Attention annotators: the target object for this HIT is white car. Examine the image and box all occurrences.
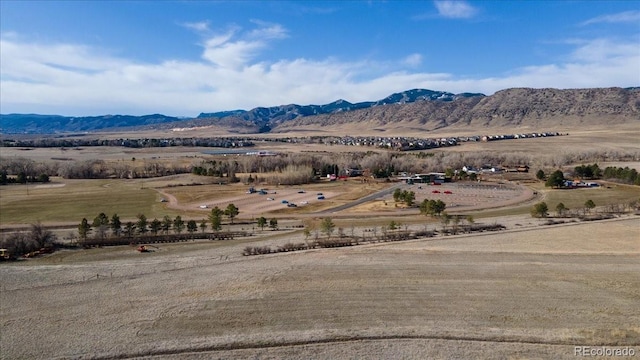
[267,197,274,201]
[199,205,208,209]
[300,201,308,205]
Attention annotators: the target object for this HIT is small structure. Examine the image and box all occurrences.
[0,248,10,260]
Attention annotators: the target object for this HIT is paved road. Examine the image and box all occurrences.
[316,182,406,214]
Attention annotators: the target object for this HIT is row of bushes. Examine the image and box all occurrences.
[242,224,506,257]
[81,231,250,248]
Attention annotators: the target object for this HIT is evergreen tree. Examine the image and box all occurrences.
[224,203,239,224]
[187,220,198,234]
[209,207,224,231]
[269,218,278,230]
[199,219,208,233]
[78,218,91,242]
[531,202,549,218]
[149,218,162,235]
[320,217,335,239]
[136,214,148,235]
[257,216,267,231]
[545,170,565,188]
[110,213,122,237]
[124,222,135,238]
[555,203,567,216]
[161,215,172,234]
[173,216,185,234]
[584,199,596,213]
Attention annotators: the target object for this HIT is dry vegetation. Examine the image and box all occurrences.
[1,218,638,359]
[1,122,640,359]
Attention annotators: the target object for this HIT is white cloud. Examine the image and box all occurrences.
[247,20,288,39]
[199,22,287,68]
[202,38,264,68]
[1,29,638,116]
[181,21,210,32]
[434,1,478,19]
[570,38,639,62]
[402,53,423,67]
[581,10,640,26]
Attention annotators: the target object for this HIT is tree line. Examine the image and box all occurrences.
[77,204,241,242]
[601,166,640,185]
[539,164,640,187]
[531,198,640,218]
[0,157,191,181]
[1,171,49,185]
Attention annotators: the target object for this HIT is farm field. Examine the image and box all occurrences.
[1,217,638,359]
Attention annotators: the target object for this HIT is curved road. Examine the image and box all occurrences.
[316,182,406,214]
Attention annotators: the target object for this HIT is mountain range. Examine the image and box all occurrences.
[1,87,638,134]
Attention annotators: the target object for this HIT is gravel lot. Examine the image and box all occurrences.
[1,217,638,359]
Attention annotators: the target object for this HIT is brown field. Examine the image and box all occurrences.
[1,217,638,359]
[1,124,640,359]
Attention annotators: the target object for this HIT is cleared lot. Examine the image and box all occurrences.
[1,218,638,359]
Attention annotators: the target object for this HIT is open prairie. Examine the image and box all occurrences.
[2,123,640,359]
[1,217,638,359]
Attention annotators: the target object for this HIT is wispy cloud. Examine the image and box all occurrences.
[247,20,289,39]
[199,22,286,69]
[434,1,478,19]
[581,10,640,26]
[402,54,423,67]
[181,21,210,33]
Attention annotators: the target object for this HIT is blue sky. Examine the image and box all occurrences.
[1,1,639,116]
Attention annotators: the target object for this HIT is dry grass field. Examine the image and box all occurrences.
[2,123,640,359]
[1,217,638,359]
[0,177,185,226]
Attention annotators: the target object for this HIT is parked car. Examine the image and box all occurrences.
[432,190,440,194]
[317,192,323,195]
[287,203,298,207]
[317,195,325,200]
[281,200,288,204]
[298,190,305,193]
[444,190,453,194]
[267,197,274,201]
